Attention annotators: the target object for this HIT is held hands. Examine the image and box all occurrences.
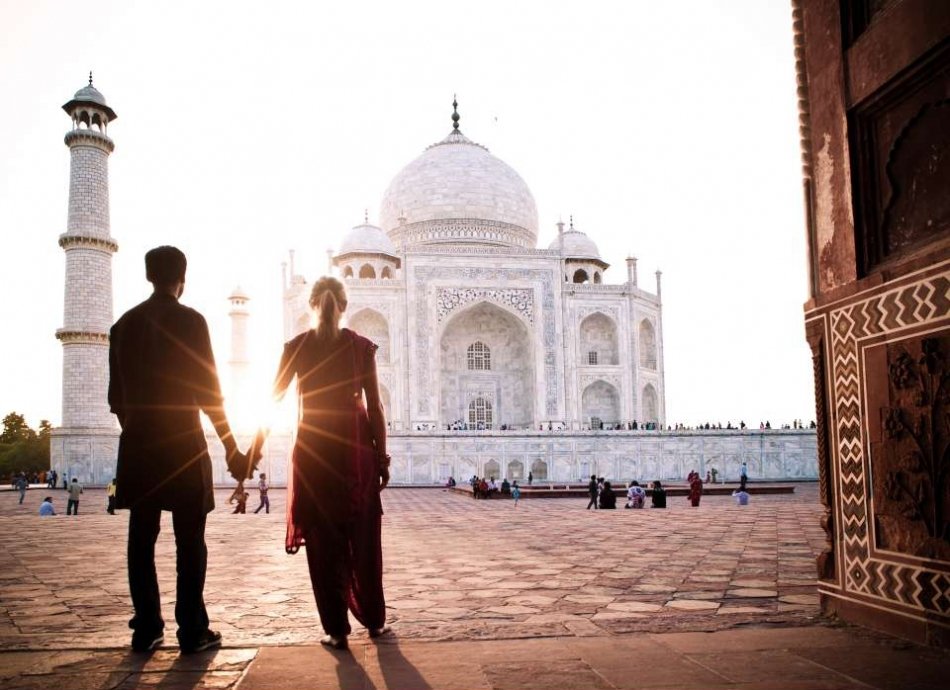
[226,428,267,482]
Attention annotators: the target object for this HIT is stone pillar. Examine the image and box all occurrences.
[228,287,250,392]
[51,76,120,485]
[626,256,638,286]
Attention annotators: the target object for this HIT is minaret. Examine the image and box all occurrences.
[228,286,251,393]
[626,256,638,286]
[51,74,120,484]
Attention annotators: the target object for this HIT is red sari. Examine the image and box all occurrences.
[275,328,386,636]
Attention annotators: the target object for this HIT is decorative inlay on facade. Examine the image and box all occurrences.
[436,287,534,324]
[63,129,114,153]
[576,305,620,323]
[579,373,622,389]
[822,268,950,615]
[58,234,118,253]
[390,219,535,250]
[55,330,110,344]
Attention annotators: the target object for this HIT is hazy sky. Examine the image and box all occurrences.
[0,0,813,429]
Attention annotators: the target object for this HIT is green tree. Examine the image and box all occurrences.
[0,413,50,477]
[1,412,35,444]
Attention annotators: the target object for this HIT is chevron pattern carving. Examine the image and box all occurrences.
[827,268,950,613]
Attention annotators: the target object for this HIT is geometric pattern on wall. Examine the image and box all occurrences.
[825,266,950,618]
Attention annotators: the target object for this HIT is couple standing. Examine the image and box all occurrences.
[108,247,389,654]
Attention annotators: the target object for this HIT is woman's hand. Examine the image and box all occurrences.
[380,466,390,491]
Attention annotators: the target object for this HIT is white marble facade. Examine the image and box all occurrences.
[284,114,667,434]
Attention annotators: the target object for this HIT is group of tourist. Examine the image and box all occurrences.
[587,475,668,509]
[468,475,522,503]
[227,473,270,514]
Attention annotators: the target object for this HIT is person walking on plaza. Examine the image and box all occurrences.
[15,473,28,504]
[740,461,748,487]
[109,246,249,654]
[229,486,249,514]
[687,471,703,507]
[39,496,56,516]
[511,481,521,506]
[106,478,117,514]
[268,276,390,650]
[586,474,598,509]
[253,472,270,514]
[66,477,83,514]
[528,471,533,486]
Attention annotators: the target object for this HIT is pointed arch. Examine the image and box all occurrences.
[343,265,354,278]
[639,318,657,369]
[582,379,620,428]
[642,383,658,423]
[359,264,376,279]
[348,308,390,363]
[572,268,590,284]
[579,312,619,365]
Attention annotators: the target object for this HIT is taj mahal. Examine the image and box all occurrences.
[49,80,817,487]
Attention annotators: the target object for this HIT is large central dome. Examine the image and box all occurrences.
[379,110,538,250]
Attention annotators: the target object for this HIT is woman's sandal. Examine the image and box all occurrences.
[369,625,391,639]
[320,635,348,650]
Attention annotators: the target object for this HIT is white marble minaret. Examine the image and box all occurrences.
[49,75,120,485]
[227,286,251,392]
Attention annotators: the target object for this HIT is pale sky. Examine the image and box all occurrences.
[0,0,813,430]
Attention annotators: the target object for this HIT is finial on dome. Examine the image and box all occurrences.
[452,94,460,132]
[364,208,369,224]
[569,214,574,230]
[88,71,93,86]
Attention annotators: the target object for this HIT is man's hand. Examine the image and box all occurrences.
[379,465,390,491]
[226,448,252,481]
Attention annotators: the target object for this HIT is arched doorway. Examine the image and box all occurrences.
[639,319,657,369]
[440,302,535,429]
[642,383,658,424]
[531,459,548,481]
[582,380,620,428]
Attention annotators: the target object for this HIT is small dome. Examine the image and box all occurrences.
[338,223,398,256]
[228,285,250,301]
[72,84,108,107]
[549,226,601,260]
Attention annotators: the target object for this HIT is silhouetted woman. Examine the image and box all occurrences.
[273,276,390,649]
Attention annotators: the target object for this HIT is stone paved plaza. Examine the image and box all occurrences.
[1,485,947,689]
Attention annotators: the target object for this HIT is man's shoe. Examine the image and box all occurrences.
[179,629,222,654]
[369,625,391,639]
[131,631,164,653]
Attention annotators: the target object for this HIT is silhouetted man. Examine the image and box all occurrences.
[109,246,249,654]
[586,474,598,509]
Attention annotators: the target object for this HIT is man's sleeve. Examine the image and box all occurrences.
[107,324,124,422]
[191,313,225,416]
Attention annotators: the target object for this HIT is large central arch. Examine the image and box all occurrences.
[439,301,535,429]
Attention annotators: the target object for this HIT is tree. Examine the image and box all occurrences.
[1,412,35,444]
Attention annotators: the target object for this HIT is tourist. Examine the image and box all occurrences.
[471,475,478,499]
[501,477,511,495]
[268,276,389,650]
[48,469,57,489]
[66,478,83,515]
[511,481,521,506]
[15,473,28,505]
[740,462,748,489]
[586,474,598,510]
[38,497,55,516]
[651,480,667,508]
[479,477,490,498]
[687,471,703,507]
[732,488,751,506]
[253,473,270,514]
[625,480,645,509]
[528,471,533,486]
[599,481,617,509]
[229,486,249,514]
[109,246,249,654]
[106,478,117,514]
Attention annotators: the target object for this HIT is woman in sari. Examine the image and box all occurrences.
[272,276,390,650]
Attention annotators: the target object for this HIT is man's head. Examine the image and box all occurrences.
[145,246,187,296]
[71,478,77,483]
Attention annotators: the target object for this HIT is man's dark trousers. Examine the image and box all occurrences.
[128,505,209,645]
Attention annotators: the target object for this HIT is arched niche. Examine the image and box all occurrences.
[440,302,535,429]
[467,341,491,370]
[359,264,376,279]
[484,459,500,480]
[348,308,390,363]
[582,380,620,427]
[343,265,354,279]
[507,460,524,481]
[572,268,590,284]
[530,459,549,481]
[593,271,602,284]
[639,319,657,369]
[468,396,493,429]
[579,312,619,365]
[381,266,393,279]
[642,383,659,423]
